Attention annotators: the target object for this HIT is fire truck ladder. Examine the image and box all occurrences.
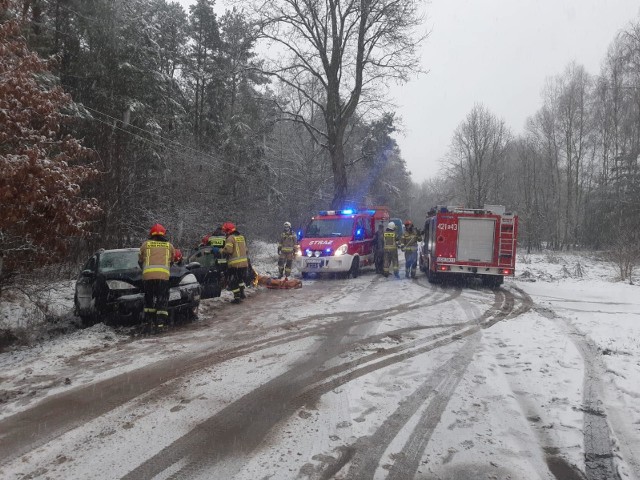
[498,216,515,266]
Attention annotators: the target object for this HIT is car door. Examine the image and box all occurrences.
[76,255,98,310]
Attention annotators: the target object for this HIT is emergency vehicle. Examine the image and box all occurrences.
[420,205,518,287]
[297,207,390,278]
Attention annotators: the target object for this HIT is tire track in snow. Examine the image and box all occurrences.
[555,318,623,480]
[356,335,480,480]
[316,286,532,479]
[123,288,520,479]
[0,281,454,465]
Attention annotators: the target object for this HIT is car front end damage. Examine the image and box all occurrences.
[101,274,201,320]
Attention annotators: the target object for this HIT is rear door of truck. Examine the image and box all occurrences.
[456,216,496,264]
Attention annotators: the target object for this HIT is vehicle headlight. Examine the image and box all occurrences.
[179,273,198,285]
[106,280,137,290]
[334,244,348,256]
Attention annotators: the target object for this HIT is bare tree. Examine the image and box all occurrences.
[446,104,511,208]
[248,0,426,207]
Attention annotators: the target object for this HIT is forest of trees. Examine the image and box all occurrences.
[1,0,640,282]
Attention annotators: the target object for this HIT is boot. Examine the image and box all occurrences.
[240,288,246,299]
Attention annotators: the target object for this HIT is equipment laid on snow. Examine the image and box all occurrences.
[420,205,518,287]
[257,275,302,289]
[296,207,390,278]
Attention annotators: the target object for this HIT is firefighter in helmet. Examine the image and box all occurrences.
[400,220,422,279]
[208,226,228,276]
[173,249,184,266]
[222,221,248,303]
[277,221,298,278]
[383,221,400,278]
[138,223,175,328]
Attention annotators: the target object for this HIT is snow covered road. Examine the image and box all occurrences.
[1,255,639,480]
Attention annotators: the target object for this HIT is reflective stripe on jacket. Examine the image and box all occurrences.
[223,233,248,268]
[383,231,397,251]
[278,232,298,253]
[139,240,174,281]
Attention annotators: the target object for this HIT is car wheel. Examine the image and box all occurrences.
[74,295,94,327]
[80,311,97,327]
[301,272,310,280]
[187,305,199,321]
[349,257,360,278]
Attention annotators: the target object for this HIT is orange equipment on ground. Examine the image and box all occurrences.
[257,275,302,289]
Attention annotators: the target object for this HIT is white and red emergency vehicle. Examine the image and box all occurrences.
[420,205,518,287]
[297,207,390,278]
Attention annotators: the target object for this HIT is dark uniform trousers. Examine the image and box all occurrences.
[143,279,170,323]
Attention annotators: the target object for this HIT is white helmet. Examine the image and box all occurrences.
[284,221,291,229]
[387,221,396,230]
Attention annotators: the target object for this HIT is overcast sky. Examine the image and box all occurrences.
[178,0,640,183]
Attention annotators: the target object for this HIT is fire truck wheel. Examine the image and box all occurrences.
[349,257,360,278]
[426,259,439,284]
[482,275,503,288]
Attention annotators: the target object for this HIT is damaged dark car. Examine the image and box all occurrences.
[74,248,201,326]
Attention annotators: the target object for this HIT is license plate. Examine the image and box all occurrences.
[306,259,322,268]
[169,291,181,302]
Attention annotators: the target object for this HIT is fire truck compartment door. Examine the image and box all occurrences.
[457,218,496,263]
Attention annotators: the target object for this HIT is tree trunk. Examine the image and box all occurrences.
[330,135,348,208]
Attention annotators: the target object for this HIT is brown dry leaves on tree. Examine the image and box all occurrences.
[0,0,100,276]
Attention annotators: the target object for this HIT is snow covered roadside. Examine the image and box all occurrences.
[516,253,640,479]
[419,252,640,479]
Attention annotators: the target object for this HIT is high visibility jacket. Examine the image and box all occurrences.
[401,228,422,251]
[383,230,397,251]
[208,235,228,264]
[223,232,248,268]
[278,231,298,254]
[139,239,175,281]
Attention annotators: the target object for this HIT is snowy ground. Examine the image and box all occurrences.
[0,247,639,479]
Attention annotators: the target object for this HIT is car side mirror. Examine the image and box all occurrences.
[81,269,95,278]
[186,261,201,270]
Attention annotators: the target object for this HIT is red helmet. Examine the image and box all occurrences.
[404,220,413,226]
[222,222,236,234]
[150,223,166,236]
[174,249,183,262]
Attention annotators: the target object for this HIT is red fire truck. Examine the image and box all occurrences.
[297,207,390,278]
[420,205,518,287]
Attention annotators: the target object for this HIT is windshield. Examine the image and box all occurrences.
[305,218,354,238]
[98,251,140,272]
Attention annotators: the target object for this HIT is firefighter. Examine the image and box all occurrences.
[173,249,184,266]
[373,223,385,274]
[277,221,298,278]
[383,221,400,278]
[222,221,248,303]
[138,223,175,328]
[208,226,228,270]
[207,226,228,292]
[401,220,422,279]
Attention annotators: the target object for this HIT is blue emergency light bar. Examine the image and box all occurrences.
[318,209,357,216]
